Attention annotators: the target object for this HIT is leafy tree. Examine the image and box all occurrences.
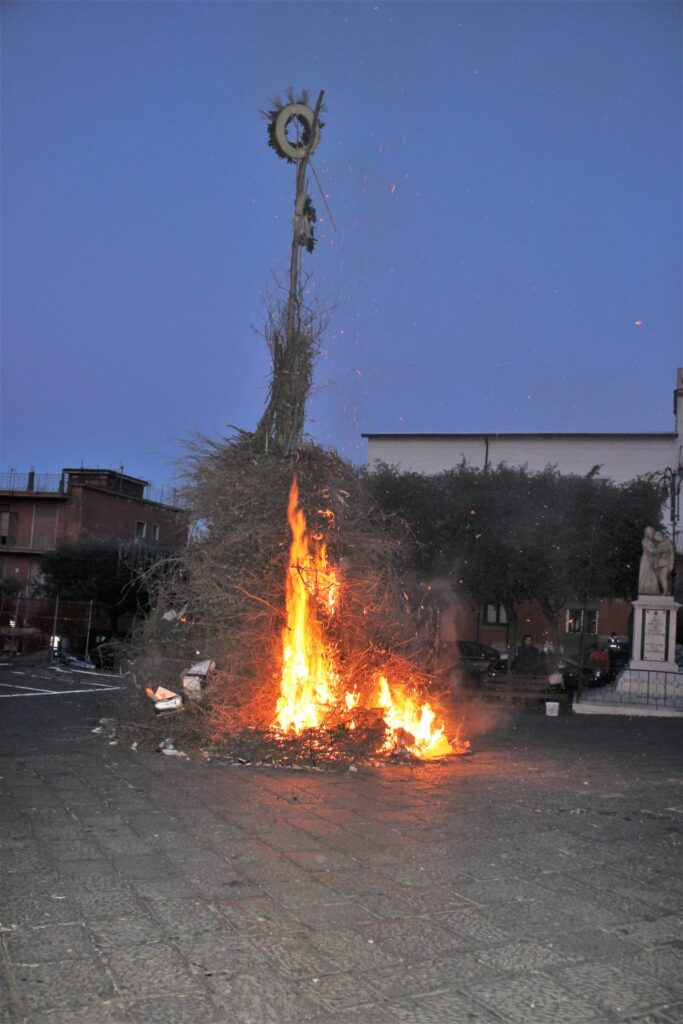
[368,463,663,653]
[0,577,22,599]
[369,463,543,652]
[41,543,156,634]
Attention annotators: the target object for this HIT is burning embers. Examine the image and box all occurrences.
[376,676,454,760]
[273,479,457,760]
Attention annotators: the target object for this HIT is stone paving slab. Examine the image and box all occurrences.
[0,663,682,1023]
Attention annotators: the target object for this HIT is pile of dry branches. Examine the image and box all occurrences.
[131,434,435,748]
[127,95,451,756]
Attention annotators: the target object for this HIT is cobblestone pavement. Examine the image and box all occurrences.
[1,661,682,1024]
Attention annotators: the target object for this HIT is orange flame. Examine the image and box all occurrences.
[376,676,454,759]
[274,480,342,733]
[273,480,456,759]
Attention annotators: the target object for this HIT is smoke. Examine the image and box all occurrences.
[450,696,516,744]
[402,574,518,745]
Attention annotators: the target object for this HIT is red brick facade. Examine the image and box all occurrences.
[0,468,186,585]
[440,596,632,655]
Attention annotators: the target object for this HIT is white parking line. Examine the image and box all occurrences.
[74,678,122,689]
[0,685,122,698]
[0,681,55,694]
[51,667,119,679]
[45,671,124,688]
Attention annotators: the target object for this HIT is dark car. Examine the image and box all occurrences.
[453,641,500,674]
[437,641,500,689]
[53,649,96,671]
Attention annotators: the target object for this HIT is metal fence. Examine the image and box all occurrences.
[575,665,683,712]
[0,472,188,507]
[145,485,185,508]
[0,473,63,493]
[0,595,104,656]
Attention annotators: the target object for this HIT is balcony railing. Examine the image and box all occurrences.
[0,473,64,493]
[145,486,186,508]
[0,472,186,507]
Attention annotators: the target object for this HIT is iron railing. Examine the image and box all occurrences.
[575,666,683,711]
[145,486,186,508]
[0,473,64,493]
[0,473,185,507]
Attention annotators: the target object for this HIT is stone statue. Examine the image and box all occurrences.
[639,527,658,594]
[638,527,674,596]
[653,529,674,595]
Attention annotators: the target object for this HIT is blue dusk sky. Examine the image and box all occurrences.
[2,1,681,491]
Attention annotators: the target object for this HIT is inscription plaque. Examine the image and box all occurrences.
[642,608,668,662]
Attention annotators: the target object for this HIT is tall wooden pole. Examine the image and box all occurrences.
[256,90,325,454]
[285,90,324,347]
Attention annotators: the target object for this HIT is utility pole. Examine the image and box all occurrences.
[49,594,60,664]
[10,587,21,657]
[84,599,94,661]
[576,517,598,701]
[658,467,682,595]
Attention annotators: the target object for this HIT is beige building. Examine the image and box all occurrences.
[365,367,683,548]
[364,367,683,651]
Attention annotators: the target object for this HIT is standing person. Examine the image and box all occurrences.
[588,642,610,677]
[513,634,541,674]
[606,631,627,671]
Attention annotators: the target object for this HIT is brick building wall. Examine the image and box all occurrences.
[0,468,186,585]
[440,596,632,655]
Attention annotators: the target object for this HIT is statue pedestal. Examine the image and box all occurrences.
[575,594,682,716]
[629,595,679,673]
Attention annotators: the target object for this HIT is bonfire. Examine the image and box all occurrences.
[134,93,468,765]
[271,478,459,761]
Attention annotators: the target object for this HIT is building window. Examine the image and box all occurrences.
[151,524,159,542]
[483,603,508,626]
[135,521,146,540]
[565,607,598,635]
[0,511,13,546]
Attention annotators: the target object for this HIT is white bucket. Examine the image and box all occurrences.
[545,700,560,717]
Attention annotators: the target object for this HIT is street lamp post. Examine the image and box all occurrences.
[576,515,599,702]
[657,467,682,595]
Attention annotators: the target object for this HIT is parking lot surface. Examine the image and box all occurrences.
[1,659,682,1023]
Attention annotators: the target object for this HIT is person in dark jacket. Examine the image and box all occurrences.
[513,634,541,674]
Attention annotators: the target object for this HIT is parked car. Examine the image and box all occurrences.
[550,655,604,690]
[453,641,500,675]
[53,649,96,671]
